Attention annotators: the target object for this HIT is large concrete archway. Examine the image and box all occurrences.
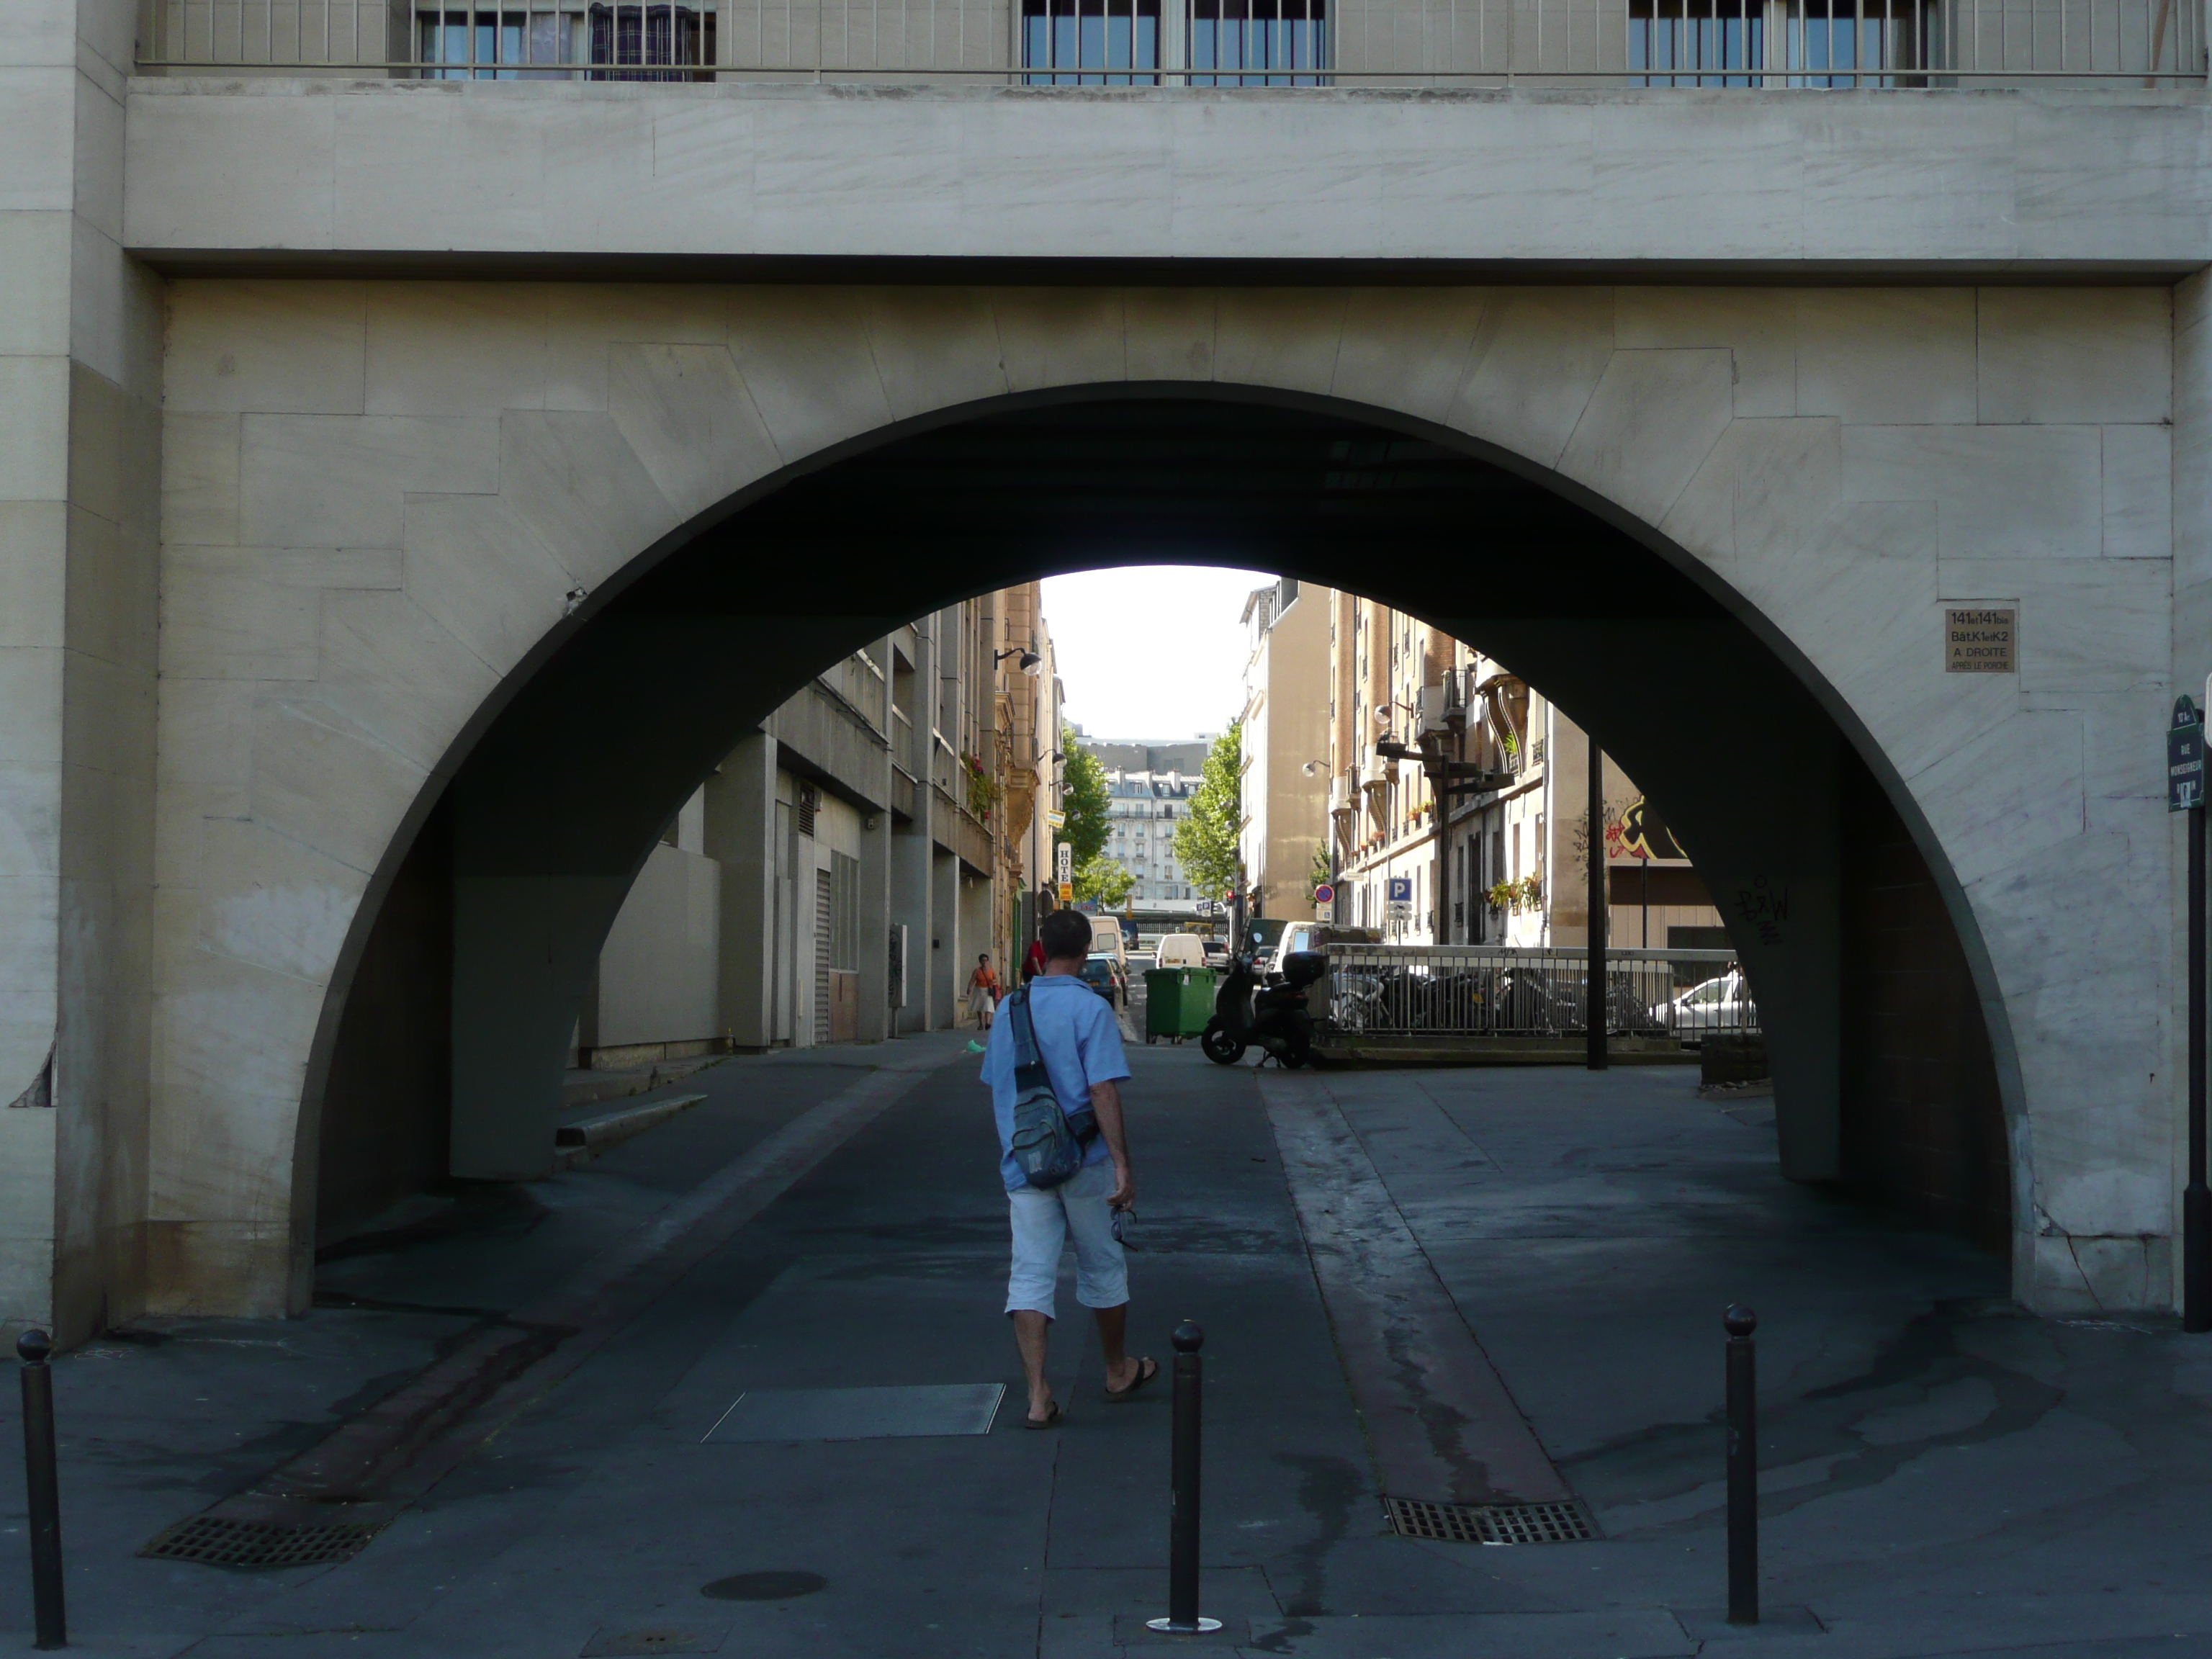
[150,282,2174,1319]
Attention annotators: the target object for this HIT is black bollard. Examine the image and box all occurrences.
[18,1330,65,1650]
[1724,1305,1758,1628]
[1146,1322,1221,1637]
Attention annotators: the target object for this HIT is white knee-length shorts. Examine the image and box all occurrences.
[1005,1159,1128,1320]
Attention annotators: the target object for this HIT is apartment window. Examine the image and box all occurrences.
[1023,0,1161,82]
[1189,0,1329,83]
[1628,0,1923,85]
[420,3,711,76]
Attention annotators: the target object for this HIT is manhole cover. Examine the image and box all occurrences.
[1383,1496,1599,1545]
[701,1570,827,1601]
[140,1514,385,1568]
[702,1383,1003,1442]
[580,1626,725,1655]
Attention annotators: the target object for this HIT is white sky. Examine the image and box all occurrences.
[1042,564,1278,743]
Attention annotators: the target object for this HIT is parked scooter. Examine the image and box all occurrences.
[1202,948,1326,1068]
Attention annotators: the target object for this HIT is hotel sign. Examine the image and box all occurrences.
[1945,607,2016,674]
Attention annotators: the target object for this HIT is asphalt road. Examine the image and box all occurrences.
[6,1042,2208,1658]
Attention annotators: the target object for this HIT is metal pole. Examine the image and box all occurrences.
[1725,1305,1758,1627]
[1147,1322,1221,1637]
[19,1330,66,1650]
[2188,802,2209,1332]
[1587,735,1608,1070]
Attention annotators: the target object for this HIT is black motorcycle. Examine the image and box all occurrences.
[1201,949,1326,1068]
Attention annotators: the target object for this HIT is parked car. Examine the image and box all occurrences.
[1156,935,1208,971]
[1201,940,1230,970]
[1264,920,1326,978]
[1083,912,1127,967]
[1079,953,1129,1007]
[1653,968,1755,1035]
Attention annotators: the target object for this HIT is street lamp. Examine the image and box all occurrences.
[994,647,1043,676]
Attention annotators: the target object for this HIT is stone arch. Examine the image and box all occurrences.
[151,281,2173,1316]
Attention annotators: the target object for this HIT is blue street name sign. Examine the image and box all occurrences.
[2171,696,2204,813]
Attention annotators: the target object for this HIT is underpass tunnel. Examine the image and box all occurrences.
[305,390,2012,1308]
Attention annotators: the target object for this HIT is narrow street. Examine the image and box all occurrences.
[9,1042,2211,1658]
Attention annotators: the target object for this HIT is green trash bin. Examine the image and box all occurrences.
[1144,967,1218,1043]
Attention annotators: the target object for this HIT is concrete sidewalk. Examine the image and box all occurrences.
[0,1048,2208,1657]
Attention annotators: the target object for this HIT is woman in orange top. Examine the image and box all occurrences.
[966,953,1001,1029]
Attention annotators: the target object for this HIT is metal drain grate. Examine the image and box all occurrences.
[1384,1496,1600,1546]
[140,1514,385,1568]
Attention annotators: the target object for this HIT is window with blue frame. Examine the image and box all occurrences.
[417,4,711,77]
[1190,0,1328,84]
[1022,0,1161,84]
[1627,0,1930,85]
[1626,0,1763,84]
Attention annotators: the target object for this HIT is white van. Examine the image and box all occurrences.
[1266,920,1326,978]
[1084,912,1126,967]
[1155,934,1207,971]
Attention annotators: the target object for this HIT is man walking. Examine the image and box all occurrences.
[981,908,1156,1427]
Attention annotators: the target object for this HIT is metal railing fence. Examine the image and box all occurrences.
[1323,943,1758,1039]
[139,0,2203,78]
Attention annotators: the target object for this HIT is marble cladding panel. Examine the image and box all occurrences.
[1331,288,1490,428]
[166,281,367,416]
[1213,289,1352,400]
[1977,288,2172,426]
[146,279,2177,1311]
[0,500,67,652]
[124,86,2212,270]
[399,493,580,675]
[1557,347,1735,531]
[0,212,72,358]
[726,287,898,460]
[991,288,1130,395]
[858,287,1012,423]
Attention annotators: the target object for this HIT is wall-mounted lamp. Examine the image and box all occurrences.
[994,647,1044,676]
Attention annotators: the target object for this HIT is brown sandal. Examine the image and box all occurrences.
[1105,1357,1159,1401]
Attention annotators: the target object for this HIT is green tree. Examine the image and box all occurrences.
[1057,727,1111,868]
[1074,856,1136,909]
[1308,841,1332,895]
[1174,722,1246,902]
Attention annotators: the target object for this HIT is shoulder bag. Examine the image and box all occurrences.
[1006,984,1099,1190]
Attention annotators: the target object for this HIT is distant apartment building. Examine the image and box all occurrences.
[1321,595,1722,952]
[1103,769,1200,912]
[1238,579,1332,922]
[568,586,1059,1075]
[1075,729,1218,916]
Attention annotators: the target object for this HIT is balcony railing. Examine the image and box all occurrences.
[139,0,2203,78]
[1323,942,1756,1038]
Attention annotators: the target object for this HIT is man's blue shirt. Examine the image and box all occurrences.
[981,974,1130,1194]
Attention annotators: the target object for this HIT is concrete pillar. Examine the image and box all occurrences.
[0,0,163,1334]
[858,806,894,1043]
[933,849,963,1028]
[893,818,932,1034]
[706,732,778,1051]
[449,873,628,1179]
[891,619,938,1034]
[1474,617,1843,1184]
